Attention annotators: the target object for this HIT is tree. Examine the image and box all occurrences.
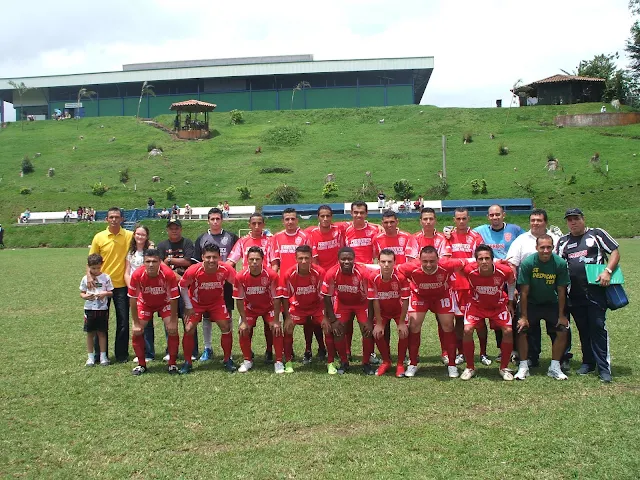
[136,81,156,119]
[76,87,96,129]
[8,81,32,130]
[562,53,634,103]
[291,81,310,110]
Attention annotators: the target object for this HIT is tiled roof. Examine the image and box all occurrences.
[531,74,605,84]
[169,100,217,111]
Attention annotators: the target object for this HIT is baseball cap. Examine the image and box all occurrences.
[166,219,182,227]
[564,208,584,218]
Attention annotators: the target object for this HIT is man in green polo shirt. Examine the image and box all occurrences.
[514,234,570,380]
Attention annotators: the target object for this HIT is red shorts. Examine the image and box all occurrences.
[334,306,369,324]
[410,293,455,315]
[137,300,172,322]
[289,309,324,326]
[464,305,512,329]
[453,290,470,315]
[188,303,230,324]
[378,314,408,326]
[244,309,275,327]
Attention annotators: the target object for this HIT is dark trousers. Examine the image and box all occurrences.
[526,319,573,364]
[94,287,130,362]
[569,304,610,374]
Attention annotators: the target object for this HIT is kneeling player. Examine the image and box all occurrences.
[458,245,516,381]
[368,249,410,377]
[233,247,284,374]
[179,244,237,374]
[279,245,331,373]
[321,247,374,375]
[128,249,180,375]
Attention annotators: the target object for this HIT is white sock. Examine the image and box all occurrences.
[550,360,561,370]
[519,360,528,370]
[203,320,213,349]
[88,352,94,361]
[100,352,108,362]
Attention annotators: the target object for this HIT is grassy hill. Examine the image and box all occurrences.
[1,103,639,241]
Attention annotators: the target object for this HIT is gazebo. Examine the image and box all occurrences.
[169,99,217,139]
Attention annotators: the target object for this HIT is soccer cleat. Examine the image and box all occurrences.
[404,365,418,378]
[327,363,338,375]
[441,354,449,366]
[238,360,254,373]
[85,357,95,367]
[191,355,196,361]
[133,356,139,364]
[499,368,514,381]
[528,359,540,368]
[223,359,237,373]
[362,364,375,376]
[369,353,382,366]
[395,365,406,378]
[599,371,612,383]
[375,362,392,376]
[179,363,192,375]
[561,359,571,372]
[337,362,350,375]
[99,358,110,367]
[302,351,312,365]
[168,364,179,375]
[284,363,294,374]
[403,357,410,367]
[455,354,465,365]
[447,365,459,378]
[163,354,170,362]
[274,361,285,374]
[548,366,568,380]
[317,348,327,361]
[460,368,476,381]
[577,364,596,375]
[514,366,530,380]
[200,348,213,362]
[480,354,492,366]
[510,351,519,364]
[264,350,274,364]
[132,365,147,376]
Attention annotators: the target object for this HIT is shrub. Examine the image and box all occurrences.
[261,125,304,146]
[230,109,244,125]
[21,155,34,174]
[393,179,414,199]
[237,185,252,200]
[91,182,109,196]
[165,185,176,201]
[260,167,293,174]
[119,168,130,184]
[19,187,32,195]
[513,180,535,197]
[498,144,509,156]
[471,179,488,194]
[322,181,339,198]
[463,132,473,144]
[353,181,379,201]
[566,174,577,185]
[147,143,163,152]
[425,181,449,199]
[268,184,300,204]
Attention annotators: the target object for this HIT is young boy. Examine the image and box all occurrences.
[80,254,114,366]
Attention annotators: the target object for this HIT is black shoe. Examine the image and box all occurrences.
[599,371,612,383]
[132,365,147,376]
[317,348,327,361]
[223,359,237,373]
[168,364,179,375]
[560,359,571,372]
[303,351,313,365]
[528,359,540,368]
[577,364,596,375]
[337,362,350,375]
[362,364,375,376]
[264,350,274,364]
[347,353,353,362]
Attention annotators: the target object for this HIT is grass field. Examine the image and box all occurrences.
[1,241,639,479]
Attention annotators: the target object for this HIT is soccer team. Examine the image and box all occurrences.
[81,202,620,382]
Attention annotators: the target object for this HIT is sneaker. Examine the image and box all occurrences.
[405,365,418,378]
[403,357,410,367]
[200,348,213,362]
[163,354,170,362]
[362,364,375,376]
[396,365,406,378]
[85,357,95,367]
[168,364,179,375]
[191,355,196,361]
[599,371,612,383]
[499,368,514,381]
[441,354,449,366]
[284,362,294,374]
[132,365,147,376]
[369,352,382,365]
[179,363,192,375]
[99,358,110,367]
[327,363,338,375]
[460,368,476,381]
[145,357,153,363]
[337,362,350,375]
[223,359,237,373]
[514,366,530,380]
[274,361,285,374]
[510,351,519,364]
[317,348,327,361]
[455,354,465,365]
[238,360,254,373]
[264,350,274,364]
[480,354,492,366]
[577,364,596,375]
[548,366,568,380]
[375,362,392,376]
[448,366,459,378]
[561,359,571,372]
[303,351,312,365]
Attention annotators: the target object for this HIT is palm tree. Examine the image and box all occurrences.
[137,81,156,119]
[291,81,311,110]
[8,81,32,130]
[76,87,97,130]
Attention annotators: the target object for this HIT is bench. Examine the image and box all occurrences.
[440,198,533,216]
[262,203,343,218]
[18,211,79,225]
[177,206,256,220]
[343,201,443,214]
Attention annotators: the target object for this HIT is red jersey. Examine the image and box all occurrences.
[373,230,419,264]
[398,258,463,299]
[448,228,483,290]
[128,263,179,308]
[278,264,326,315]
[179,262,236,307]
[227,232,271,267]
[232,267,279,313]
[414,231,451,257]
[268,228,310,276]
[367,270,410,318]
[461,263,514,310]
[308,225,345,270]
[343,222,379,264]
[321,263,370,308]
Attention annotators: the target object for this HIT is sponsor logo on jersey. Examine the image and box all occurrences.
[418,282,444,290]
[476,285,500,295]
[280,244,298,254]
[296,285,316,295]
[317,239,340,250]
[378,290,400,300]
[246,286,267,295]
[567,242,578,249]
[143,286,166,295]
[568,249,588,259]
[338,284,360,294]
[451,243,472,253]
[349,238,372,247]
[199,281,223,290]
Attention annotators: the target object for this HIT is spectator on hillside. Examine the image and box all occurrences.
[183,204,192,219]
[171,203,180,220]
[378,190,386,211]
[0,223,5,248]
[64,207,72,223]
[147,197,156,216]
[20,208,31,223]
[87,207,95,222]
[77,206,84,222]
[403,198,412,211]
[414,196,424,211]
[158,207,170,219]
[223,201,230,219]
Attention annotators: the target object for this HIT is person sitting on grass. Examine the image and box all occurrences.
[79,254,114,367]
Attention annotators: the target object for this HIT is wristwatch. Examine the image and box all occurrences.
[605,267,613,275]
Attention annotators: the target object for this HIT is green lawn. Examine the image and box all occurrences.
[1,241,639,479]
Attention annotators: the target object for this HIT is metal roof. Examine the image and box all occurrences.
[123,54,314,71]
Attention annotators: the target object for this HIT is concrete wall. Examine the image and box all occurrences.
[555,112,640,127]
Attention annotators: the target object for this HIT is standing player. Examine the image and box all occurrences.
[308,205,345,271]
[127,249,180,376]
[321,247,375,374]
[458,245,516,381]
[180,244,237,374]
[372,211,419,264]
[368,249,410,377]
[193,208,239,362]
[233,247,284,374]
[279,245,331,373]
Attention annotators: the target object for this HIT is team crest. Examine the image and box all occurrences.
[399,237,406,246]
[494,277,503,286]
[585,237,595,247]
[391,282,399,290]
[261,277,268,286]
[353,277,359,286]
[437,275,445,282]
[221,236,229,245]
[504,233,512,242]
[295,236,302,245]
[218,273,225,281]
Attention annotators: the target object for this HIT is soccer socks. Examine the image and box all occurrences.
[334,336,349,363]
[397,336,409,367]
[374,335,392,364]
[220,331,233,362]
[444,331,457,367]
[284,333,294,362]
[463,340,475,370]
[273,332,284,363]
[303,323,314,352]
[203,319,213,350]
[167,333,179,366]
[263,319,273,352]
[478,324,488,356]
[500,341,513,370]
[314,324,326,351]
[362,337,374,365]
[132,335,146,367]
[239,333,253,361]
[437,323,446,356]
[324,332,336,363]
[408,331,421,366]
[182,333,195,364]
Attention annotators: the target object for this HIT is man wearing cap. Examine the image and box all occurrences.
[555,208,620,383]
[157,219,199,360]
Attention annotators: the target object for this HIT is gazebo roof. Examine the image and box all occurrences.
[169,100,217,112]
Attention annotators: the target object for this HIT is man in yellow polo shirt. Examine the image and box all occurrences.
[88,207,133,362]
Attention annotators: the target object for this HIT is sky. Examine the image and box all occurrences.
[1,0,635,120]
